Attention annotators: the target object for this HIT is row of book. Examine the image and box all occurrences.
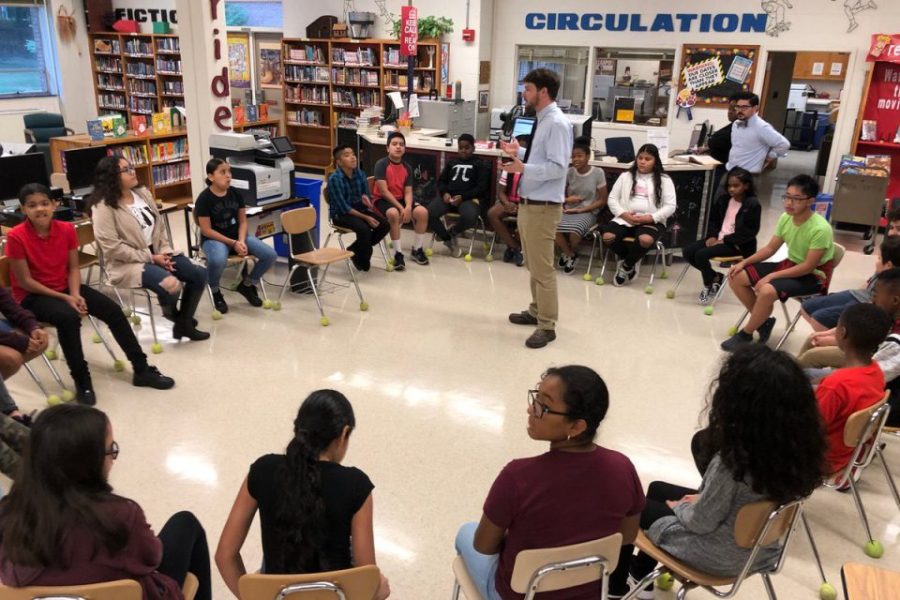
[124,39,153,55]
[108,145,149,166]
[332,89,378,108]
[162,80,184,95]
[156,38,180,53]
[97,94,126,110]
[382,48,433,67]
[93,39,120,54]
[332,68,379,86]
[152,162,191,186]
[232,103,269,124]
[285,85,328,103]
[128,79,157,95]
[161,98,186,110]
[128,97,158,114]
[287,45,326,64]
[332,47,376,66]
[285,65,329,83]
[156,59,182,74]
[384,72,434,90]
[96,74,124,90]
[286,108,325,127]
[96,57,122,72]
[126,62,154,77]
[839,154,892,177]
[150,138,188,162]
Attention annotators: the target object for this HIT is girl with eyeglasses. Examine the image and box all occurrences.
[455,365,645,600]
[91,156,210,342]
[0,404,212,599]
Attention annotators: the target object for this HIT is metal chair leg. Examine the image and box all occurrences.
[23,362,52,398]
[761,573,778,600]
[584,233,599,279]
[597,242,612,284]
[305,267,327,322]
[41,352,68,391]
[276,265,300,305]
[145,292,159,347]
[451,580,461,600]
[667,263,691,299]
[847,476,877,546]
[87,316,120,364]
[875,444,900,510]
[774,305,804,350]
[345,259,367,309]
[800,512,829,588]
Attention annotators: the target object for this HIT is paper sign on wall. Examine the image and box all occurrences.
[682,57,724,92]
[812,62,824,76]
[726,56,752,84]
[400,6,418,58]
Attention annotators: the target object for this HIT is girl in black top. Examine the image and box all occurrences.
[215,390,390,599]
[681,167,761,305]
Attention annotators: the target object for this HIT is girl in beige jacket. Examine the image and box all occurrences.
[91,156,209,341]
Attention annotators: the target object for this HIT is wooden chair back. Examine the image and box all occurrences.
[509,533,622,595]
[734,501,796,548]
[74,221,95,247]
[844,393,889,447]
[0,578,142,600]
[280,207,317,236]
[238,565,380,600]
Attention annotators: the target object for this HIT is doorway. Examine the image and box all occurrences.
[759,50,850,204]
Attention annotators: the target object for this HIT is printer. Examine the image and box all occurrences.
[209,132,295,206]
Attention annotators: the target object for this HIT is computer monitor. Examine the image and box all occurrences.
[64,146,108,194]
[511,116,536,139]
[0,153,50,202]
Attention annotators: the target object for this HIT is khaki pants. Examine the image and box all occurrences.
[518,203,562,330]
[796,335,847,368]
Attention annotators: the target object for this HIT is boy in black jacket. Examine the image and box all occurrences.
[682,167,761,304]
[428,134,490,257]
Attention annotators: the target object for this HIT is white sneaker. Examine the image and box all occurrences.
[628,574,655,599]
[613,261,628,286]
[698,287,711,305]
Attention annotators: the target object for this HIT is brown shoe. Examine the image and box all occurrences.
[525,328,556,348]
[508,311,538,326]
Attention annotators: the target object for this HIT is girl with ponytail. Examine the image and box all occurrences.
[216,390,390,599]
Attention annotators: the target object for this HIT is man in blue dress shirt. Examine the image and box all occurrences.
[501,69,573,349]
[727,91,790,178]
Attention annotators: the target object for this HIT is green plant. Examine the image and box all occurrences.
[390,15,453,39]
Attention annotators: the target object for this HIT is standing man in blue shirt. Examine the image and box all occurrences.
[501,69,573,349]
[727,92,790,179]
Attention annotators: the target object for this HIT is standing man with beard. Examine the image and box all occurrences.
[501,69,573,349]
[726,92,790,183]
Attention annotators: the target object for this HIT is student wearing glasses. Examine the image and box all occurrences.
[91,156,209,342]
[454,366,645,600]
[721,174,835,351]
[0,404,212,600]
[725,92,790,181]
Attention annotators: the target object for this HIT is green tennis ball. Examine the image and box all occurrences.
[656,573,675,591]
[819,583,837,600]
[704,306,714,316]
[865,540,884,558]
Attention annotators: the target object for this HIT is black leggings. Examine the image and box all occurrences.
[682,240,742,288]
[602,221,665,269]
[610,481,698,588]
[158,511,212,600]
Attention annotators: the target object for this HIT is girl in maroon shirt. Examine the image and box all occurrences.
[0,404,212,600]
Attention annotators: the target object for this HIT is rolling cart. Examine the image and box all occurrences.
[830,164,890,255]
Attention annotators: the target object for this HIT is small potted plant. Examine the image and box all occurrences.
[391,15,453,40]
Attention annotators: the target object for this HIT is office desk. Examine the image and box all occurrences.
[842,562,900,599]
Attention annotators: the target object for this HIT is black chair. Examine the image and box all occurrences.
[604,137,635,163]
[22,112,74,175]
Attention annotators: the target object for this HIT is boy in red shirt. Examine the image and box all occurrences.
[815,302,891,475]
[6,184,174,405]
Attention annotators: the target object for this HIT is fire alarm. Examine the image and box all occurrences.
[462,28,475,42]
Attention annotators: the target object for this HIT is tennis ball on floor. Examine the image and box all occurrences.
[114,359,125,372]
[485,255,494,263]
[262,299,274,309]
[582,273,592,281]
[424,248,433,257]
[666,290,675,299]
[44,350,58,361]
[644,285,653,294]
[320,316,330,326]
[47,394,63,406]
[123,308,133,317]
[819,583,837,600]
[464,254,472,262]
[385,264,395,272]
[61,389,75,402]
[727,326,738,336]
[150,343,163,354]
[656,573,675,591]
[211,310,223,321]
[131,315,141,325]
[660,270,669,279]
[272,301,282,311]
[704,306,714,316]
[360,301,369,311]
[595,276,605,286]
[865,540,884,558]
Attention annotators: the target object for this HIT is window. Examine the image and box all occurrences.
[592,48,675,126]
[0,4,54,97]
[225,1,283,29]
[516,46,590,114]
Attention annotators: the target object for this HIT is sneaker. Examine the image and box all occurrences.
[525,328,556,348]
[709,280,722,300]
[698,286,711,305]
[393,252,406,271]
[212,290,229,314]
[411,247,430,265]
[235,282,263,307]
[613,261,629,287]
[133,365,175,390]
[627,262,640,281]
[513,250,525,267]
[503,247,515,263]
[508,311,538,326]
[75,377,96,406]
[757,316,777,344]
[628,574,655,600]
[443,235,461,258]
[350,253,369,272]
[721,330,753,352]
[557,254,567,268]
[563,255,577,274]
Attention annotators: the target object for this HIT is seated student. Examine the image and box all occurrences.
[370,132,430,270]
[0,404,212,600]
[91,156,210,342]
[7,184,173,405]
[556,137,608,275]
[613,345,826,599]
[602,144,677,287]
[801,206,900,331]
[681,167,761,304]
[0,400,28,479]
[327,145,390,272]
[428,133,491,257]
[196,158,277,314]
[798,236,900,371]
[0,289,47,424]
[455,366,645,600]
[722,174,835,351]
[216,389,390,600]
[486,135,529,267]
[815,303,890,475]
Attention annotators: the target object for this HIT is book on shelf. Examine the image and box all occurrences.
[246,104,259,123]
[99,115,118,135]
[93,38,118,54]
[152,161,191,186]
[111,116,128,138]
[233,105,245,125]
[87,119,104,141]
[152,112,172,134]
[151,138,188,162]
[170,107,185,129]
[861,120,877,142]
[131,115,149,136]
[108,145,148,165]
[258,103,269,120]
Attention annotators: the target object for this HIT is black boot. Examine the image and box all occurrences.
[74,373,96,406]
[172,287,210,341]
[161,300,197,327]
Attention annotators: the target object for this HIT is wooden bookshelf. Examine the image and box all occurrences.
[233,118,283,137]
[281,37,442,170]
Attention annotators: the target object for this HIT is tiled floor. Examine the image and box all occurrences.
[3,169,898,599]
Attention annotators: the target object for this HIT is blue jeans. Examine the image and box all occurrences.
[801,290,861,329]
[201,236,277,292]
[142,255,208,308]
[455,522,502,600]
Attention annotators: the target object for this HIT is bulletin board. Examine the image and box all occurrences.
[678,44,759,108]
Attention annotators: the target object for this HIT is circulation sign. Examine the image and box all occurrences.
[525,12,769,33]
[400,6,418,58]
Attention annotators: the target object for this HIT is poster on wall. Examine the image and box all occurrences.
[861,62,900,143]
[440,43,450,87]
[258,41,282,88]
[228,33,250,89]
[868,33,900,62]
[678,44,759,108]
